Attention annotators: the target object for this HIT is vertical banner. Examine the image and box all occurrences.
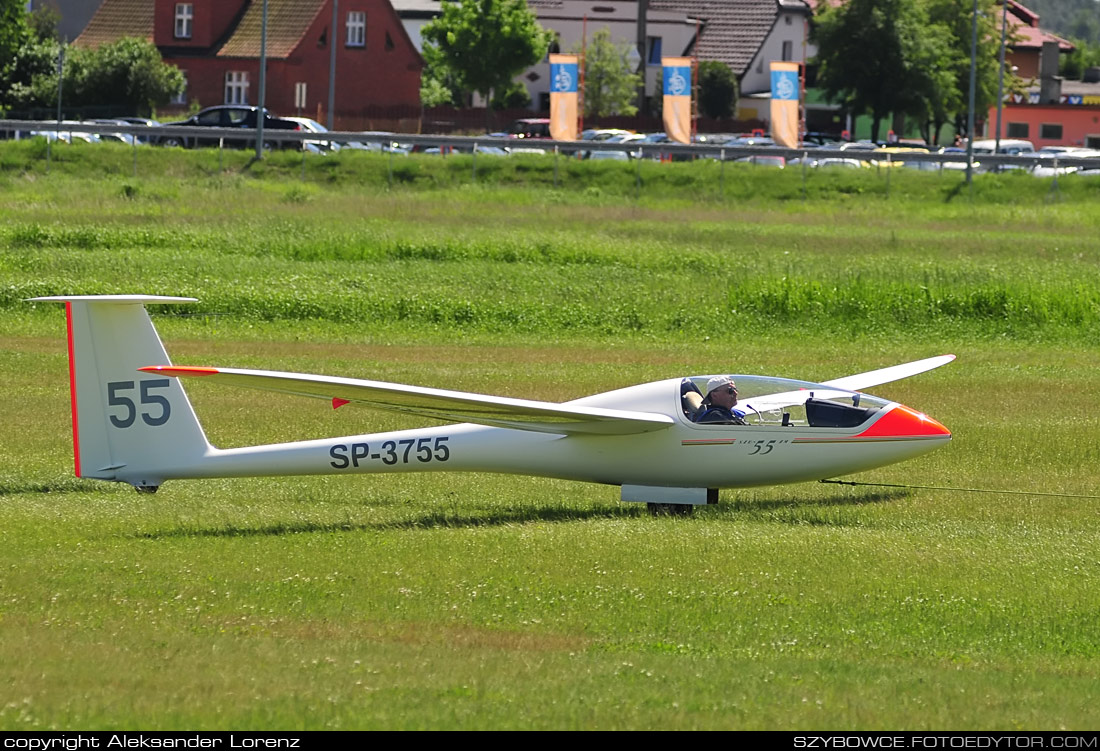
[770,61,801,148]
[549,54,579,141]
[662,57,692,145]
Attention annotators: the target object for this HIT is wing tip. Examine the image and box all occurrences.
[139,366,220,378]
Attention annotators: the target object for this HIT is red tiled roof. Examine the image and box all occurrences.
[73,0,154,48]
[218,0,327,59]
[652,1,809,77]
[1004,1,1073,51]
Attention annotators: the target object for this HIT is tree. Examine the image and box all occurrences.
[64,38,184,115]
[697,60,738,119]
[812,0,939,141]
[5,35,183,116]
[575,27,641,117]
[923,0,1007,143]
[420,0,551,109]
[812,0,1007,143]
[491,80,532,110]
[1061,38,1100,80]
[0,0,31,114]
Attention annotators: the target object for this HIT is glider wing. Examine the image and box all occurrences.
[738,355,956,415]
[139,366,674,436]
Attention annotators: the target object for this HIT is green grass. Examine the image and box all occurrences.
[1,144,1100,729]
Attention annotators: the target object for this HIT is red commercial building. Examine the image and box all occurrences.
[985,0,1100,148]
[75,0,424,129]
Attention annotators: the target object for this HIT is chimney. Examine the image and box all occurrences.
[1039,41,1062,104]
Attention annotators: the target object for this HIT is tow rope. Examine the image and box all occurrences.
[819,479,1100,500]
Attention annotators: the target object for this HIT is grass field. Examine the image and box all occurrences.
[1,143,1099,729]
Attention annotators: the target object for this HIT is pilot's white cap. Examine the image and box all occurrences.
[705,375,736,395]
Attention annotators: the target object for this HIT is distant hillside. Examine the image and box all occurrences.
[1022,0,1100,45]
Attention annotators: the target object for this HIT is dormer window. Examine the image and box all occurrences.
[174,3,193,40]
[347,11,365,47]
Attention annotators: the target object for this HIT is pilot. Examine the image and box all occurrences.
[693,375,747,425]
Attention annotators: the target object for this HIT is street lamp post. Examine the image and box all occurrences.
[328,0,338,130]
[255,0,269,160]
[965,0,978,187]
[994,0,1009,154]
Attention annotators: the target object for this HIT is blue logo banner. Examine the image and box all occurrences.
[771,69,799,101]
[663,66,691,97]
[550,62,578,93]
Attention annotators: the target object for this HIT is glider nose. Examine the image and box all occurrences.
[860,404,951,439]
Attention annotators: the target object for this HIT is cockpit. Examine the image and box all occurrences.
[680,375,892,427]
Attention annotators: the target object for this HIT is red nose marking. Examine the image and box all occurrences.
[858,405,950,438]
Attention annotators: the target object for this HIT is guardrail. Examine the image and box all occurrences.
[2,119,1098,172]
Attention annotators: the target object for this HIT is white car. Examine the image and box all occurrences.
[283,116,338,152]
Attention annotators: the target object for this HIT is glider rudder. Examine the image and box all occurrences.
[29,295,212,491]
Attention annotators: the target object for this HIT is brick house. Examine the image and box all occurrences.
[74,0,424,129]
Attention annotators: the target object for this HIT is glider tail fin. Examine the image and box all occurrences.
[31,295,211,491]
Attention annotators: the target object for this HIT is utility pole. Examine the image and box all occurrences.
[994,0,1009,154]
[965,0,978,187]
[636,0,648,117]
[255,0,269,160]
[328,0,338,130]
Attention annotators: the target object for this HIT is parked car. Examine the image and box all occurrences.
[735,154,786,168]
[1030,148,1100,177]
[508,118,551,140]
[970,138,1035,155]
[284,116,338,152]
[117,117,162,143]
[158,106,301,149]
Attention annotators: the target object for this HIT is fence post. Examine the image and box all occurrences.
[885,153,892,198]
[554,145,559,189]
[720,148,725,197]
[802,152,808,202]
[472,142,477,182]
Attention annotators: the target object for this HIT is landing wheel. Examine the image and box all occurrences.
[134,485,159,494]
[647,503,694,517]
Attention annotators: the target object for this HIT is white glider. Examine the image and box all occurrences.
[32,295,953,512]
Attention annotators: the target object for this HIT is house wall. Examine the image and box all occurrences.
[519,1,697,112]
[1009,48,1041,80]
[988,103,1100,147]
[740,9,811,96]
[163,0,421,124]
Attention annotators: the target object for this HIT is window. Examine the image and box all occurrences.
[781,40,793,61]
[647,36,662,65]
[1040,123,1063,140]
[347,11,365,47]
[1086,135,1100,148]
[224,71,249,105]
[174,3,193,39]
[1006,122,1029,138]
[170,70,188,105]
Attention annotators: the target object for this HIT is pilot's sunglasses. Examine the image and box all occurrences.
[727,387,737,394]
